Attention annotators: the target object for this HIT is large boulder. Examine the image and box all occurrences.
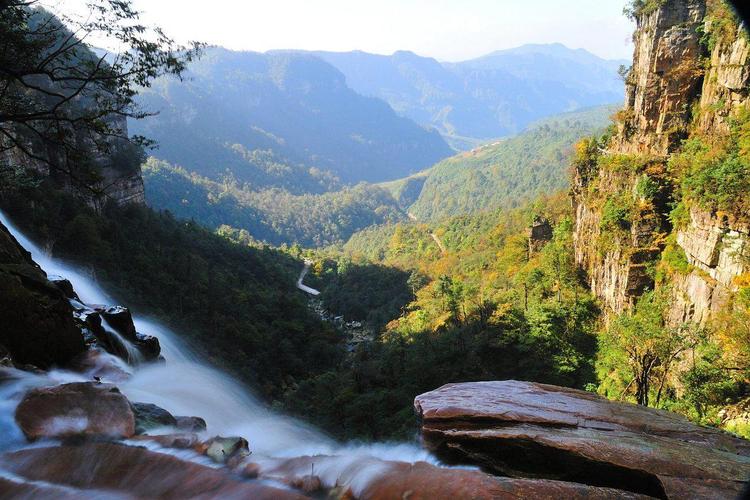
[72,302,161,364]
[15,382,135,440]
[100,306,137,341]
[0,221,85,368]
[0,442,304,499]
[414,380,750,499]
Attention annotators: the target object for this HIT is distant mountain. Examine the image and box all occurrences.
[130,48,452,186]
[314,44,626,146]
[405,105,617,221]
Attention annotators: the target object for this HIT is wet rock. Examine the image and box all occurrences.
[175,415,207,432]
[0,442,304,499]
[0,476,119,499]
[0,221,86,369]
[196,436,250,464]
[132,402,178,433]
[48,275,78,300]
[134,332,161,361]
[326,485,355,499]
[262,454,649,499]
[0,343,13,368]
[362,461,651,500]
[239,461,261,479]
[130,432,200,449]
[100,306,137,341]
[15,382,135,440]
[415,380,750,499]
[289,474,322,494]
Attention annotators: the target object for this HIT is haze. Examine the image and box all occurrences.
[52,0,635,61]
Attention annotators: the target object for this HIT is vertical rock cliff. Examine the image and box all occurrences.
[573,0,749,321]
[1,114,145,208]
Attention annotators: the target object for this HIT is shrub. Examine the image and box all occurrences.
[600,196,633,232]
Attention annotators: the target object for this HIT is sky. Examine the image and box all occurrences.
[50,0,636,62]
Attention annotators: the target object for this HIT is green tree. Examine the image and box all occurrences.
[0,1,202,193]
[598,291,700,406]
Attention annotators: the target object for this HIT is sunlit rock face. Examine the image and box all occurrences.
[670,208,750,324]
[572,0,750,321]
[415,380,750,499]
[614,0,706,156]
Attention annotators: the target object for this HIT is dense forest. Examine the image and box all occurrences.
[143,158,405,247]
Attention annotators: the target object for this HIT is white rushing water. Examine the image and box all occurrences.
[0,211,435,485]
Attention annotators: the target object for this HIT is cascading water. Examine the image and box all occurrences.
[0,210,437,494]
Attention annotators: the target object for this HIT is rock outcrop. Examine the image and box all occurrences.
[528,216,553,254]
[415,381,750,499]
[15,382,136,440]
[260,454,651,500]
[614,0,707,156]
[670,208,750,324]
[0,222,85,368]
[573,0,750,320]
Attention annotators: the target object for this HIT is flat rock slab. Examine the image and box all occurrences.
[414,380,750,499]
[260,454,650,499]
[15,382,135,440]
[0,442,303,499]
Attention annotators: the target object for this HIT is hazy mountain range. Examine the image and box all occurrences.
[130,48,452,187]
[129,43,623,245]
[313,43,626,148]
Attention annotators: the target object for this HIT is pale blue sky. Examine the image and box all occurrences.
[53,0,635,61]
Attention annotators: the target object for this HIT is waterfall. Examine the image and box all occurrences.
[0,211,435,471]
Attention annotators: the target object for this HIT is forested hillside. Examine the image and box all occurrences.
[407,105,616,220]
[0,181,344,401]
[315,45,625,146]
[288,192,599,438]
[130,47,452,186]
[143,158,405,247]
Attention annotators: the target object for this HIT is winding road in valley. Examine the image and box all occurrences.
[408,212,446,254]
[296,259,320,295]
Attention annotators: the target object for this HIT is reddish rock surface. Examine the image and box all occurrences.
[0,476,125,499]
[261,454,649,499]
[15,382,135,440]
[130,432,200,449]
[0,442,303,499]
[414,380,750,499]
[362,461,651,499]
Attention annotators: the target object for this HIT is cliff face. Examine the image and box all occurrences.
[573,0,750,321]
[1,113,145,208]
[670,208,749,324]
[614,0,707,156]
